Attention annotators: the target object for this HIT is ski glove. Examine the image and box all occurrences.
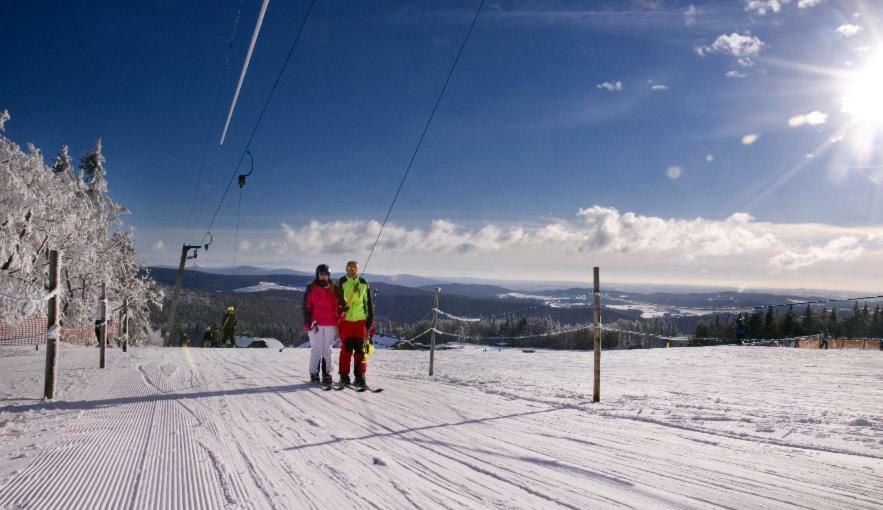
[304,320,318,333]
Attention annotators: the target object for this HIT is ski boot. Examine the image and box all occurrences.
[353,374,366,388]
[322,372,333,385]
[309,373,320,384]
[338,374,351,386]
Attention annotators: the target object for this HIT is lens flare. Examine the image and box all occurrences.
[841,54,883,125]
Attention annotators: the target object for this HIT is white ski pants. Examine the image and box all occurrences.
[308,325,337,376]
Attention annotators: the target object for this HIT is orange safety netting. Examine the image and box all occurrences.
[0,317,120,346]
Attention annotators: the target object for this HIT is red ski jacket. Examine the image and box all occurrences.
[303,283,340,327]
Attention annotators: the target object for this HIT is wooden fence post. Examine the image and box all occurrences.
[43,250,61,399]
[122,297,129,352]
[593,267,601,403]
[99,282,107,368]
[429,287,440,376]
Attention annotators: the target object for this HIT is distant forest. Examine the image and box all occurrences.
[694,302,883,340]
[152,289,305,345]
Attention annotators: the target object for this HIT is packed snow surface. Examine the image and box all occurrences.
[1,345,881,509]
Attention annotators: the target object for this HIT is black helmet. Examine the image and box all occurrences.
[315,264,331,278]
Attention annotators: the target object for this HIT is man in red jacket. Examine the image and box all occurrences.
[302,264,338,384]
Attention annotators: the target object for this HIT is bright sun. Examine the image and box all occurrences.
[841,55,883,125]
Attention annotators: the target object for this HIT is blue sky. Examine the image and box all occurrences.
[3,0,883,290]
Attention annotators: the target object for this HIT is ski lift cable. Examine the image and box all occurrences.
[431,321,668,343]
[234,186,243,267]
[219,0,271,146]
[201,0,320,245]
[433,307,481,322]
[361,0,486,275]
[232,150,253,270]
[0,287,60,304]
[182,0,246,246]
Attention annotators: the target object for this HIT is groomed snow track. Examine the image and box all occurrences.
[1,345,881,509]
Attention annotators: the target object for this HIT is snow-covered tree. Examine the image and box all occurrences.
[51,144,74,179]
[0,111,162,343]
[79,139,106,189]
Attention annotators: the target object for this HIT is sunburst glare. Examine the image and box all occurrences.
[841,52,883,125]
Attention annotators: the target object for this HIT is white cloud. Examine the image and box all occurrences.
[706,154,715,162]
[768,237,864,271]
[150,240,166,252]
[797,0,824,7]
[742,134,759,145]
[277,207,784,260]
[788,110,828,127]
[854,46,871,53]
[726,70,747,79]
[280,219,521,255]
[651,84,669,90]
[550,207,781,257]
[666,166,682,179]
[172,208,883,288]
[804,111,827,125]
[596,81,623,92]
[726,212,754,223]
[684,4,697,26]
[836,24,863,38]
[239,240,253,252]
[696,33,765,67]
[745,0,789,15]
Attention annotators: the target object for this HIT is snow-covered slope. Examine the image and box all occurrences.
[1,345,881,508]
[233,281,304,293]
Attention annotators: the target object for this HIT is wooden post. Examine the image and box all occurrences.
[43,250,60,400]
[593,267,601,403]
[164,244,200,346]
[429,287,440,376]
[99,282,107,368]
[122,297,129,352]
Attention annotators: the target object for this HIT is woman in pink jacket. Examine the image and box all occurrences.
[302,264,339,384]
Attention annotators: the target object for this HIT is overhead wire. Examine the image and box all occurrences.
[219,0,271,146]
[361,0,486,275]
[201,0,320,245]
[183,0,245,246]
[234,186,243,267]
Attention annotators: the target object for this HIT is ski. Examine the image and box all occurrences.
[352,385,383,393]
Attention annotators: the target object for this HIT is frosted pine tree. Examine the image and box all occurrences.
[80,138,108,194]
[78,138,127,219]
[51,144,74,179]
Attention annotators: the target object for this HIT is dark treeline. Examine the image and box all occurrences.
[694,302,883,339]
[152,287,305,345]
